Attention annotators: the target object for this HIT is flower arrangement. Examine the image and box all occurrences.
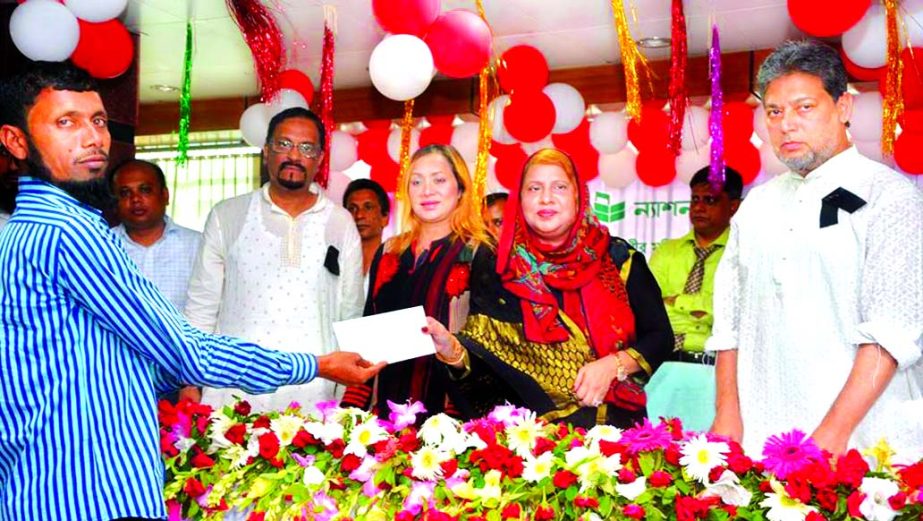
[160,399,923,521]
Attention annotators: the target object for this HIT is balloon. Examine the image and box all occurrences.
[753,106,770,142]
[420,121,454,147]
[849,91,883,141]
[370,157,401,192]
[552,117,593,151]
[721,101,755,142]
[330,131,359,172]
[842,3,887,69]
[759,141,788,176]
[10,0,79,61]
[494,145,528,190]
[676,146,710,184]
[64,0,127,22]
[266,89,308,117]
[489,95,517,145]
[239,103,270,147]
[900,109,923,134]
[900,48,923,110]
[450,122,480,163]
[627,106,670,151]
[485,157,504,193]
[598,149,638,189]
[424,10,492,79]
[841,49,884,82]
[70,19,134,79]
[520,136,555,156]
[369,35,434,101]
[569,146,600,182]
[363,119,393,131]
[787,0,869,37]
[724,140,761,185]
[372,0,440,37]
[636,151,677,187]
[503,90,556,143]
[357,129,392,167]
[497,45,549,93]
[907,1,923,48]
[589,112,629,154]
[542,83,586,134]
[278,70,315,105]
[387,127,421,162]
[894,132,923,174]
[854,138,887,164]
[681,106,710,150]
[325,170,352,204]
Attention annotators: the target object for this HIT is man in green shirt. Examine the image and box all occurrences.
[646,166,743,431]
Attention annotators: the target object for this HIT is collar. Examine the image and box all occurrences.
[259,182,328,216]
[682,226,730,248]
[16,176,105,222]
[780,145,858,184]
[114,216,176,244]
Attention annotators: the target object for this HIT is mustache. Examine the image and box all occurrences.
[278,161,307,174]
[74,148,109,164]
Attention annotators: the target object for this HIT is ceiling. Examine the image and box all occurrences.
[124,0,803,103]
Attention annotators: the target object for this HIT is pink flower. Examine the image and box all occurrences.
[619,419,673,454]
[623,504,646,520]
[388,400,427,431]
[761,430,823,480]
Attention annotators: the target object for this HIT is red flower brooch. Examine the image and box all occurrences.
[445,263,470,298]
[373,253,401,298]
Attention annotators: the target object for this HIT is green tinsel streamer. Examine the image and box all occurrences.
[177,21,193,165]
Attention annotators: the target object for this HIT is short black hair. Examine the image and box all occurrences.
[342,178,390,216]
[757,40,848,102]
[109,159,167,190]
[264,107,326,149]
[689,166,743,200]
[485,192,508,208]
[0,62,97,131]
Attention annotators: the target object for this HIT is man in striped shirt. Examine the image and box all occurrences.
[0,62,385,521]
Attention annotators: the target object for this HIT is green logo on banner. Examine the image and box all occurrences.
[593,192,625,223]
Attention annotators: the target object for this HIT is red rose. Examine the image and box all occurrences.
[574,496,600,509]
[258,433,280,460]
[160,434,179,458]
[373,253,401,298]
[234,400,252,416]
[248,513,266,521]
[191,452,215,469]
[618,468,637,483]
[847,491,865,518]
[341,454,361,472]
[253,415,271,430]
[268,457,284,468]
[553,470,578,489]
[534,505,555,521]
[708,466,727,483]
[423,511,456,521]
[888,491,907,510]
[649,470,673,488]
[326,439,346,459]
[665,417,684,440]
[816,489,839,512]
[784,477,811,504]
[398,432,420,453]
[445,263,471,298]
[664,443,682,466]
[758,480,773,493]
[395,511,415,521]
[556,423,570,440]
[184,477,206,497]
[441,458,459,478]
[533,437,556,456]
[598,440,625,458]
[836,450,870,488]
[501,503,521,519]
[899,461,923,489]
[727,453,753,474]
[224,424,247,446]
[805,512,827,521]
[292,429,319,449]
[623,504,645,520]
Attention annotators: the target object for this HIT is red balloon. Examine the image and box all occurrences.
[424,10,492,79]
[369,157,401,192]
[419,123,454,147]
[372,0,440,36]
[357,128,391,166]
[636,151,677,187]
[551,117,593,151]
[489,140,523,159]
[70,19,134,79]
[788,0,870,37]
[721,102,755,142]
[494,146,528,190]
[426,114,456,127]
[900,110,923,134]
[725,141,761,185]
[894,132,923,174]
[278,70,314,105]
[363,120,392,131]
[568,145,600,183]
[841,49,884,82]
[503,90,556,143]
[901,48,923,110]
[497,45,549,94]
[627,106,670,151]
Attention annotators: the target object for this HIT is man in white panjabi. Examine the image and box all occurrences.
[708,40,923,459]
[185,107,364,412]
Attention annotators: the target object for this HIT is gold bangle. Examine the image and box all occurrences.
[435,336,466,366]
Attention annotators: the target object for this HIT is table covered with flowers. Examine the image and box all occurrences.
[159,399,923,520]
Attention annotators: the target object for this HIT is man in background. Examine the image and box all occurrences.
[482,192,507,239]
[343,178,390,282]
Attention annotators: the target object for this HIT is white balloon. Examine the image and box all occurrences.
[681,106,710,150]
[543,83,586,134]
[330,131,358,172]
[266,89,308,117]
[854,139,888,164]
[675,146,711,183]
[369,35,434,101]
[10,0,79,62]
[849,91,883,141]
[387,127,421,162]
[590,112,629,154]
[450,122,480,163]
[64,0,128,22]
[490,95,517,145]
[521,136,555,155]
[485,157,503,193]
[908,1,923,47]
[759,141,788,176]
[324,171,352,205]
[842,3,887,69]
[239,103,270,147]
[598,148,637,189]
[753,106,770,142]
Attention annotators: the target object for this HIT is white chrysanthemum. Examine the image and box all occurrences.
[522,452,555,483]
[419,414,462,446]
[616,476,647,500]
[564,446,598,470]
[303,465,326,488]
[679,434,729,484]
[345,420,389,457]
[221,445,251,470]
[270,414,304,447]
[208,413,237,450]
[565,446,622,490]
[859,477,900,521]
[410,446,449,481]
[505,415,545,458]
[704,470,753,507]
[303,420,344,445]
[585,424,622,447]
[759,480,817,521]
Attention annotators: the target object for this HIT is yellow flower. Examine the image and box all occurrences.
[249,476,274,498]
[863,439,895,473]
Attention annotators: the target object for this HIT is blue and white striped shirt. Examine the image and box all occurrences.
[0,178,318,521]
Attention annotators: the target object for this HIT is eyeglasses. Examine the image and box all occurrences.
[268,138,322,159]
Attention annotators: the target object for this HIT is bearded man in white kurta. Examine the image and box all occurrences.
[708,40,923,459]
[185,107,364,413]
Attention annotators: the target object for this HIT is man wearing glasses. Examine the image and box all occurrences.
[185,107,365,412]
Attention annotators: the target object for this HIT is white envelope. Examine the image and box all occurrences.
[332,306,436,365]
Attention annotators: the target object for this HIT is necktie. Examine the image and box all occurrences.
[674,243,722,351]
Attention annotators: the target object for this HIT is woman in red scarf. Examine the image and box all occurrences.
[427,148,672,427]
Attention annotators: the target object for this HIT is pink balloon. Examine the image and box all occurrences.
[424,10,492,78]
[372,0,440,36]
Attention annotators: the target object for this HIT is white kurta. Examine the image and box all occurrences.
[185,184,364,413]
[707,147,923,460]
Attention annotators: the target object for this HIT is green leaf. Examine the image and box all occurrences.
[599,494,613,517]
[565,485,579,502]
[639,453,655,476]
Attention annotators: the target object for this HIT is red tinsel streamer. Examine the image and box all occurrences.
[881,0,903,156]
[667,0,688,155]
[226,0,284,101]
[316,22,335,188]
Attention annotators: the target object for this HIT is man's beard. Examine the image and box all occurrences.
[275,161,310,190]
[777,142,837,176]
[26,141,115,211]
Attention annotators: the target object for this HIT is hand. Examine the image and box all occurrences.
[423,317,456,360]
[710,409,743,443]
[811,424,849,457]
[177,386,201,403]
[574,354,620,407]
[317,352,386,386]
